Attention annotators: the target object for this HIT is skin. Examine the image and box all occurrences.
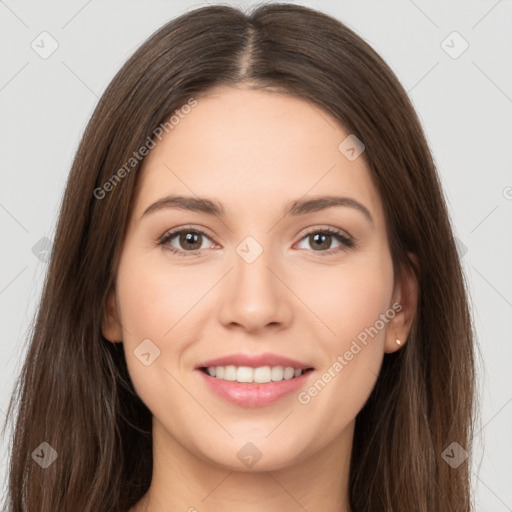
[102,85,418,512]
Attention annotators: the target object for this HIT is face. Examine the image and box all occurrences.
[103,85,417,472]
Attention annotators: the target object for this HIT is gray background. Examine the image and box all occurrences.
[1,0,511,509]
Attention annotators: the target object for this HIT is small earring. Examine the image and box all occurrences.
[396,339,401,345]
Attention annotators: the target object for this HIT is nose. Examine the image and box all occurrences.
[217,244,293,333]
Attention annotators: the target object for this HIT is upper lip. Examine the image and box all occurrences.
[196,352,314,370]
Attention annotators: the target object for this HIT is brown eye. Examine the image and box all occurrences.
[160,228,213,255]
[296,227,354,255]
[178,231,203,250]
[308,233,333,251]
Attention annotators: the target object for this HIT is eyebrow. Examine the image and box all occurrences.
[141,194,373,224]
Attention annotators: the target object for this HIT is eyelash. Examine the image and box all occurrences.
[158,225,355,257]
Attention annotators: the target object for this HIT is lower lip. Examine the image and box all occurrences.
[196,369,314,408]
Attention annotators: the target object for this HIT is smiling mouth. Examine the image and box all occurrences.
[199,366,314,384]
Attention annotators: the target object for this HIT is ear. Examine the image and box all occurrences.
[384,252,419,353]
[102,287,123,343]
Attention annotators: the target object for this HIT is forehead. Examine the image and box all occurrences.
[132,86,384,228]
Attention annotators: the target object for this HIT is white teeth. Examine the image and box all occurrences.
[205,365,306,383]
[237,366,254,383]
[224,365,237,381]
[283,367,295,379]
[271,366,283,381]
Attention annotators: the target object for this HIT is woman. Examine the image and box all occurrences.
[2,3,477,511]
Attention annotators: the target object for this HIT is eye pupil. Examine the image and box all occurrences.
[311,233,331,250]
[180,232,202,250]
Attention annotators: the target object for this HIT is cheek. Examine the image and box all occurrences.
[116,251,207,341]
[294,259,394,438]
[114,253,203,393]
[298,253,394,345]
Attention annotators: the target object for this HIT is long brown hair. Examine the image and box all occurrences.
[2,3,478,511]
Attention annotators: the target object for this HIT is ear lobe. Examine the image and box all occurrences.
[102,288,123,343]
[384,252,420,353]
